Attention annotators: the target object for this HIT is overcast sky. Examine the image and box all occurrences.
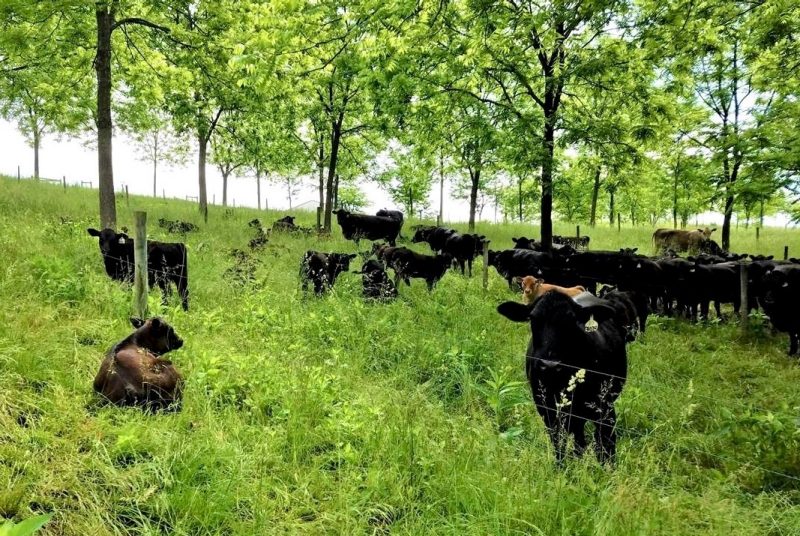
[0,119,481,221]
[2,119,794,227]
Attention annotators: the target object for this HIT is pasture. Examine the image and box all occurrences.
[2,177,800,534]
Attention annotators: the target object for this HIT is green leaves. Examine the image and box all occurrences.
[0,515,52,536]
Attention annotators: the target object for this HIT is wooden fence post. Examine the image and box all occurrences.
[617,214,621,232]
[482,239,490,291]
[62,176,66,190]
[212,194,215,205]
[125,185,130,207]
[756,227,760,241]
[162,188,165,199]
[317,206,323,230]
[265,197,269,210]
[576,225,580,239]
[17,166,21,181]
[785,246,789,261]
[133,212,148,319]
[739,262,748,330]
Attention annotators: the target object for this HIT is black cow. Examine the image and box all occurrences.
[497,291,627,464]
[512,236,540,250]
[488,249,575,289]
[599,286,648,339]
[353,259,397,301]
[413,226,458,254]
[248,219,270,250]
[87,228,189,310]
[761,265,800,355]
[272,215,297,232]
[376,209,403,222]
[300,251,357,295]
[333,209,403,247]
[384,247,453,291]
[554,235,590,250]
[443,233,486,276]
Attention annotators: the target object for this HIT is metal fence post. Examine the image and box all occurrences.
[482,239,490,291]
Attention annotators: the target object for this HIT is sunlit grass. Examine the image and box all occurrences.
[1,177,799,535]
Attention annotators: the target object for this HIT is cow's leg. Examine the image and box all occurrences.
[714,300,723,320]
[594,408,617,464]
[426,278,435,292]
[176,274,189,311]
[467,258,473,277]
[389,236,396,247]
[569,419,587,458]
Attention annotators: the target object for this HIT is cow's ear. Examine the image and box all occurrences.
[348,254,357,260]
[710,228,717,233]
[149,318,161,329]
[497,301,533,322]
[767,255,774,260]
[534,278,544,285]
[511,237,518,242]
[130,317,144,329]
[87,228,100,237]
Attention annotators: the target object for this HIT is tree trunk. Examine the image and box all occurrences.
[152,132,158,197]
[721,191,734,251]
[317,135,324,229]
[672,165,679,229]
[759,199,764,228]
[438,150,444,224]
[288,181,293,210]
[222,170,229,206]
[518,176,524,221]
[333,174,340,209]
[539,99,557,250]
[590,165,600,227]
[608,189,615,226]
[33,128,40,179]
[198,131,208,223]
[468,166,481,233]
[324,115,343,232]
[96,3,116,228]
[256,169,262,210]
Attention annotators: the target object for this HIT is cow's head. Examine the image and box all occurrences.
[87,228,128,255]
[699,227,717,238]
[519,276,544,304]
[329,253,357,274]
[130,316,184,354]
[248,219,262,228]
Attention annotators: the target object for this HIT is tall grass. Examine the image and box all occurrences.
[1,177,799,535]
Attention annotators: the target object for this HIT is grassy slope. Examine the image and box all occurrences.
[1,177,799,535]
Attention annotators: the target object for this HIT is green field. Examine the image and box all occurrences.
[2,177,800,535]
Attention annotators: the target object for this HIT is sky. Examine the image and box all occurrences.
[0,119,478,222]
[1,119,795,227]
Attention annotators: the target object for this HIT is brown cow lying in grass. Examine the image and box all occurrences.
[93,317,184,410]
[518,276,586,305]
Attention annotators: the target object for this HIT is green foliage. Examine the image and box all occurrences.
[2,178,800,534]
[0,515,52,536]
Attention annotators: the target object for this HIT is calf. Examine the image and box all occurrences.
[93,317,184,410]
[497,291,627,464]
[761,265,800,355]
[518,276,585,305]
[385,247,453,291]
[87,228,189,310]
[300,251,357,295]
[512,236,540,250]
[333,209,403,247]
[353,259,397,301]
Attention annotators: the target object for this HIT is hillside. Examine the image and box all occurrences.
[1,177,799,535]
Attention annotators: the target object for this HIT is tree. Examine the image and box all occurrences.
[375,147,433,216]
[435,0,636,249]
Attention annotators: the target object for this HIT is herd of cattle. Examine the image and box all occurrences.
[84,209,800,464]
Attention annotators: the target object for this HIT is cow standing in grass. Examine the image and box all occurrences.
[87,228,189,310]
[333,209,403,247]
[498,292,628,464]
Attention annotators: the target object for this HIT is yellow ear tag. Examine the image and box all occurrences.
[584,314,598,333]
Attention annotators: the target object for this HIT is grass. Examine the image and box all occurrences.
[1,176,800,535]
